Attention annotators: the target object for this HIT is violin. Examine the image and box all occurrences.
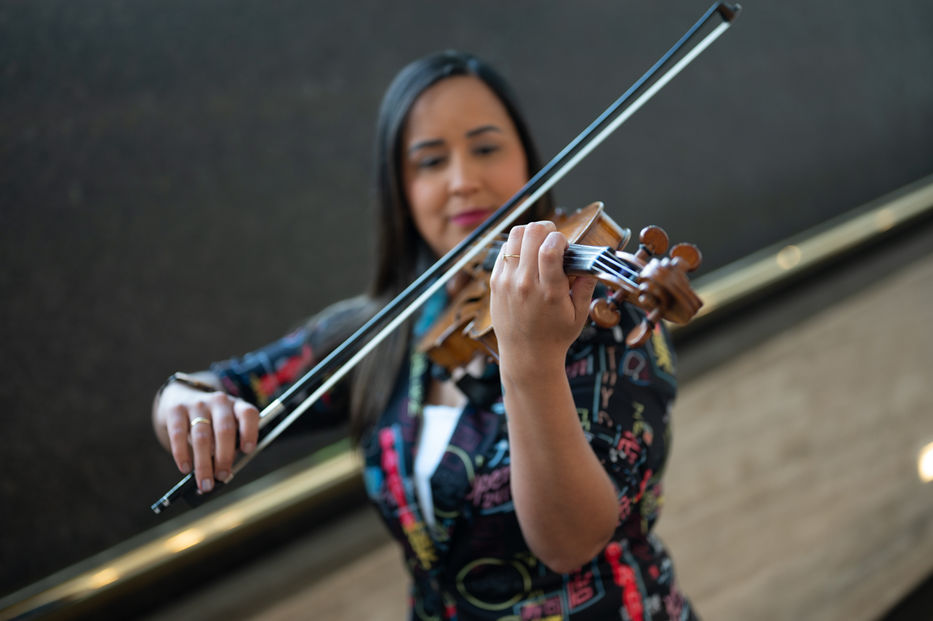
[417,201,703,375]
[151,2,740,514]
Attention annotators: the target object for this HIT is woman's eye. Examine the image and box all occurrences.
[416,155,445,169]
[474,144,501,157]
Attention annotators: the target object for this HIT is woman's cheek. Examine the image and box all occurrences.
[409,188,449,254]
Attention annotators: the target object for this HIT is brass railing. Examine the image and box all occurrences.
[2,173,932,621]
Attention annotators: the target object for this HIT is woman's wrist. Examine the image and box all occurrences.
[498,346,567,387]
[156,371,220,402]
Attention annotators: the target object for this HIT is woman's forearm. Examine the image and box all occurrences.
[501,358,618,573]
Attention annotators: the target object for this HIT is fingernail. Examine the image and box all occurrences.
[181,462,192,474]
[216,470,229,482]
[201,478,214,492]
[243,442,255,453]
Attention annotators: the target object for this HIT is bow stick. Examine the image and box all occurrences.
[152,1,741,514]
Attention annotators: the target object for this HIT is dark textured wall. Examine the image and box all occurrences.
[2,0,932,594]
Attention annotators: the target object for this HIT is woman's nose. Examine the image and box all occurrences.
[448,154,480,196]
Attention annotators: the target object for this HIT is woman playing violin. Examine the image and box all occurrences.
[152,50,697,620]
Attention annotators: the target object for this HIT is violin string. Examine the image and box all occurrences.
[565,246,639,277]
[594,253,640,279]
[564,248,640,287]
[591,258,639,286]
[568,245,640,280]
[484,242,639,282]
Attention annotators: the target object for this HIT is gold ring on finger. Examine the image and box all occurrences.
[190,417,212,427]
[503,253,520,259]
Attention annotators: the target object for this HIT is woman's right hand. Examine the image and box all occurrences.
[152,375,260,493]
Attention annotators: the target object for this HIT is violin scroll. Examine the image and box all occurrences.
[586,225,704,347]
[623,229,704,347]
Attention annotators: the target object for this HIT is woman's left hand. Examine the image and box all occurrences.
[489,221,596,377]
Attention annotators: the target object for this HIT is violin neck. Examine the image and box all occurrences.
[481,242,636,285]
[564,243,614,275]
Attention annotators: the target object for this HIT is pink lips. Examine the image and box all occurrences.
[450,209,494,228]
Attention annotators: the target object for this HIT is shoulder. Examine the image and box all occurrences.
[301,294,379,351]
[304,294,375,329]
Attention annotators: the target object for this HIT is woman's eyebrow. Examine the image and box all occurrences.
[407,125,504,155]
[466,124,503,138]
[408,138,444,154]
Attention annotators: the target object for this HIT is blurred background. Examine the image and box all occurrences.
[2,0,932,618]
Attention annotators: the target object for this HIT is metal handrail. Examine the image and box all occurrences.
[3,173,932,621]
[688,173,933,324]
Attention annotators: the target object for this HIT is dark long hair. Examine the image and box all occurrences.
[344,50,554,441]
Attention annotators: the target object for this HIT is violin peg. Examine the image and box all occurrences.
[589,298,622,328]
[638,226,669,258]
[625,320,654,348]
[670,243,702,272]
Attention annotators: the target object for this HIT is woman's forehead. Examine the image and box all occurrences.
[403,76,516,143]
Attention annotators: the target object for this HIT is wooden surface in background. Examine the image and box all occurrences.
[148,251,933,621]
[657,250,933,619]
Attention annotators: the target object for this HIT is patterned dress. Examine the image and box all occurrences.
[212,299,696,621]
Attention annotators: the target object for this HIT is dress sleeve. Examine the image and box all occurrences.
[566,304,678,532]
[209,296,373,430]
[210,327,316,407]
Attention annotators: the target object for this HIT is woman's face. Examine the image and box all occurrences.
[401,76,529,257]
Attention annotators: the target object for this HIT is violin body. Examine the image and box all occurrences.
[417,202,704,375]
